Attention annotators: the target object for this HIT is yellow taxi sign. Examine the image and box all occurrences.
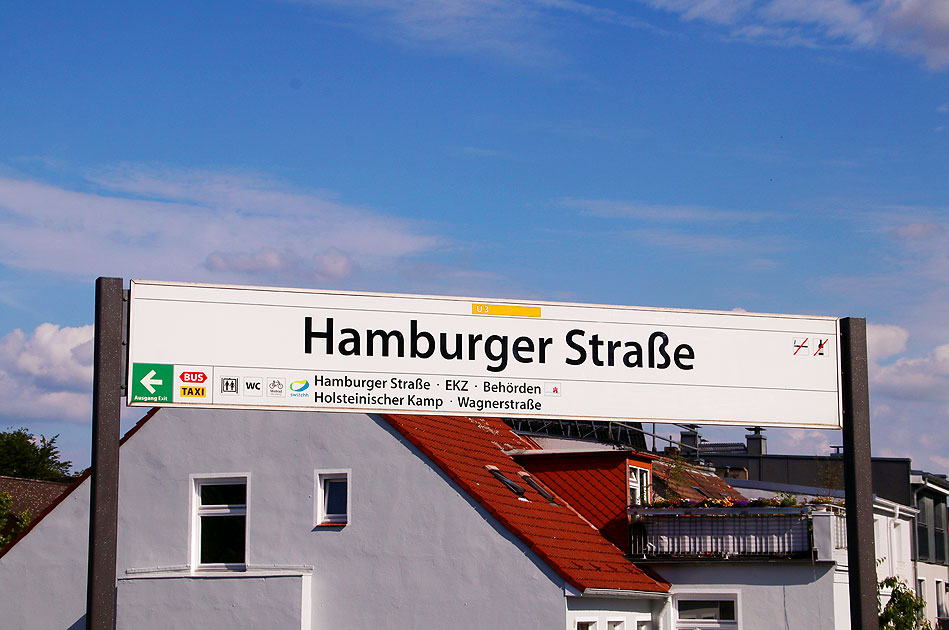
[179,386,207,398]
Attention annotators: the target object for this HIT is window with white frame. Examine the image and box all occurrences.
[629,465,650,505]
[192,476,247,568]
[315,470,350,525]
[576,621,597,630]
[675,596,738,630]
[607,621,625,630]
[937,580,947,618]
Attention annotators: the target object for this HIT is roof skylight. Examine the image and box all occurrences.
[485,465,528,500]
[518,472,558,504]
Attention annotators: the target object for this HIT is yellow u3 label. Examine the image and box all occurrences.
[471,304,541,318]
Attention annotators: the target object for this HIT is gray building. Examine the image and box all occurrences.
[1,408,670,629]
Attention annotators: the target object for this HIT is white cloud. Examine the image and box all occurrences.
[779,428,836,457]
[282,0,662,69]
[647,0,756,25]
[0,323,94,423]
[872,341,949,401]
[867,323,909,363]
[0,167,441,288]
[889,221,945,240]
[286,0,569,66]
[282,0,949,69]
[626,227,783,256]
[639,0,949,68]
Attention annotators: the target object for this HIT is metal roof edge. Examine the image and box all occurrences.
[581,588,672,600]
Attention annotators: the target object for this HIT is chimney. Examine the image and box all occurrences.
[745,427,767,455]
[680,426,700,458]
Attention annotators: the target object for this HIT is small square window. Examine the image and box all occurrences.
[577,622,597,630]
[607,621,625,630]
[192,477,247,569]
[316,470,350,526]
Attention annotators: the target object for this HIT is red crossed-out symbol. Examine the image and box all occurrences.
[814,339,828,356]
[793,338,808,355]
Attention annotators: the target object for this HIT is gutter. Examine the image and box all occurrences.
[582,588,672,599]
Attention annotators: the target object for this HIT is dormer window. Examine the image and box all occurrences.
[628,465,650,506]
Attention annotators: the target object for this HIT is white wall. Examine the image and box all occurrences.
[1,408,574,629]
[566,595,659,629]
[0,479,90,630]
[916,561,949,626]
[649,562,838,630]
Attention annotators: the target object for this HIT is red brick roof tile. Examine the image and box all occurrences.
[382,414,670,594]
[652,457,746,501]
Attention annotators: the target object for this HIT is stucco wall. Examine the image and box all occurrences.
[0,479,90,630]
[916,561,949,625]
[1,408,572,629]
[649,562,838,630]
[566,595,659,629]
[116,573,309,629]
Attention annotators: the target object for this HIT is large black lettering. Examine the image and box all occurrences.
[410,319,434,359]
[674,343,695,370]
[440,332,463,360]
[484,335,509,372]
[565,329,586,365]
[623,341,643,368]
[366,329,404,357]
[305,317,333,354]
[339,328,361,355]
[648,331,670,369]
[589,333,605,366]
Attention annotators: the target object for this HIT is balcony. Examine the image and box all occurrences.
[628,505,847,560]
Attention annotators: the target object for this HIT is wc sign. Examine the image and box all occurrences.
[126,280,843,429]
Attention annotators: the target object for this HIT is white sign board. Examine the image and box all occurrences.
[126,280,842,429]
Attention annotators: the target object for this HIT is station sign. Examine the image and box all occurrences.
[126,280,843,429]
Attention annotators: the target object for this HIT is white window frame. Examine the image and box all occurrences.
[575,620,598,630]
[673,592,740,630]
[629,465,651,506]
[315,469,351,527]
[189,473,250,571]
[606,620,625,630]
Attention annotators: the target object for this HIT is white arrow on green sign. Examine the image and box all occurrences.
[130,363,173,403]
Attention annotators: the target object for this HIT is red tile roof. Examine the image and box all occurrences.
[382,414,670,593]
[513,451,634,552]
[652,457,746,501]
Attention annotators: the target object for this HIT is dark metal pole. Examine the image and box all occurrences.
[87,277,124,630]
[841,317,877,630]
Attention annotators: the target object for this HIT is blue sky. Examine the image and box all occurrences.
[1,0,947,472]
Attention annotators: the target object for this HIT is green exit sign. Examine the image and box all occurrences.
[130,363,173,403]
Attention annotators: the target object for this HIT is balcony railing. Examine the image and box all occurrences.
[628,506,819,559]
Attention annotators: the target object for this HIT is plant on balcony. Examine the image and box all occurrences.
[645,494,842,509]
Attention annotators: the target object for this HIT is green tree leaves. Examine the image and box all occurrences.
[0,428,74,481]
